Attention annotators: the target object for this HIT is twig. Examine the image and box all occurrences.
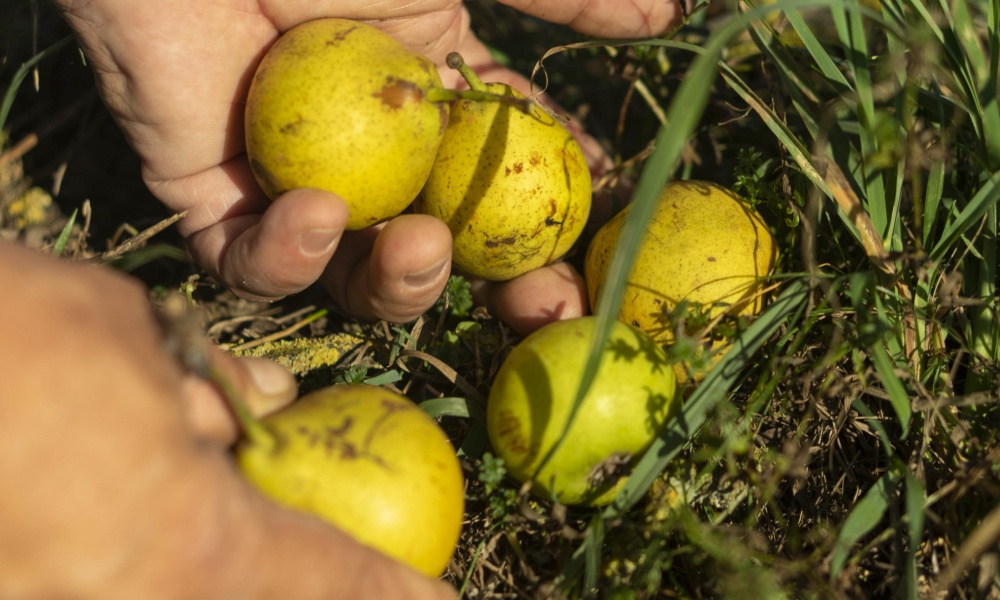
[228,308,328,352]
[398,348,486,406]
[0,133,38,168]
[80,210,187,263]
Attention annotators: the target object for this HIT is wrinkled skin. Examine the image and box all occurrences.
[52,0,688,334]
[0,242,457,599]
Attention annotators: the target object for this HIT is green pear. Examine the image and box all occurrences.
[487,316,678,506]
[244,18,450,230]
[414,54,592,281]
[231,383,465,577]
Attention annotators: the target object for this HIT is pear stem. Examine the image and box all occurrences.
[156,292,277,451]
[446,52,486,91]
[425,86,532,112]
[207,363,278,451]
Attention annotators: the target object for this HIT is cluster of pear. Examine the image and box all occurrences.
[234,20,781,577]
[484,182,778,508]
[245,18,590,280]
[236,16,596,577]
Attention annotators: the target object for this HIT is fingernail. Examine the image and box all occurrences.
[403,257,449,288]
[246,358,295,398]
[297,229,339,258]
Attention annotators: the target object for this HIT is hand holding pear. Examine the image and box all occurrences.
[231,383,465,577]
[245,18,451,230]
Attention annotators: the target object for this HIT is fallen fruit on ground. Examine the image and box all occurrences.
[244,18,450,230]
[235,383,465,577]
[584,180,778,382]
[415,53,591,281]
[486,316,678,506]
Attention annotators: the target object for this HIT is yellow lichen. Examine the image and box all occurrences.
[229,333,364,376]
[5,187,54,230]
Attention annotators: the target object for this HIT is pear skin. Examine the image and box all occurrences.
[486,316,678,506]
[415,83,591,281]
[584,180,778,383]
[245,19,449,230]
[236,384,465,577]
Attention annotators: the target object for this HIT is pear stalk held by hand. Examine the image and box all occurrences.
[244,18,451,230]
[415,53,592,282]
[232,383,465,577]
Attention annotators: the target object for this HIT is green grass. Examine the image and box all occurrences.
[3,0,999,598]
[471,0,1000,597]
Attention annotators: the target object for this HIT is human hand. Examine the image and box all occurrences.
[0,242,457,600]
[52,0,686,333]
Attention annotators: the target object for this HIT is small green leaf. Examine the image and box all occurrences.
[362,370,403,386]
[419,396,481,419]
[51,209,78,257]
[830,470,898,577]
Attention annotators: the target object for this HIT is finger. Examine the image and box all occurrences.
[234,492,460,600]
[321,214,452,323]
[186,188,349,302]
[159,442,458,600]
[180,347,298,444]
[497,0,689,38]
[471,261,589,336]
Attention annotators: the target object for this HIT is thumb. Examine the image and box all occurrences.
[182,454,459,600]
[233,491,460,600]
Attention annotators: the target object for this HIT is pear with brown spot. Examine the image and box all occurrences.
[244,18,451,230]
[234,384,465,577]
[584,180,778,383]
[414,53,592,281]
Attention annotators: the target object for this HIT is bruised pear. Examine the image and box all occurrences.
[414,54,591,281]
[245,18,450,230]
[234,384,465,577]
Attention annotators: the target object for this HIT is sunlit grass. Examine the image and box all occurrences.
[542,0,1000,597]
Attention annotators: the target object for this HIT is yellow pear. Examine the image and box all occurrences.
[584,180,778,383]
[235,384,465,577]
[487,316,678,506]
[245,18,450,230]
[414,54,591,281]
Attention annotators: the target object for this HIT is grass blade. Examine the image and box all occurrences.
[50,208,77,257]
[869,342,911,435]
[419,396,482,419]
[923,158,946,246]
[0,34,73,133]
[830,470,898,577]
[928,167,1000,262]
[903,466,926,600]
